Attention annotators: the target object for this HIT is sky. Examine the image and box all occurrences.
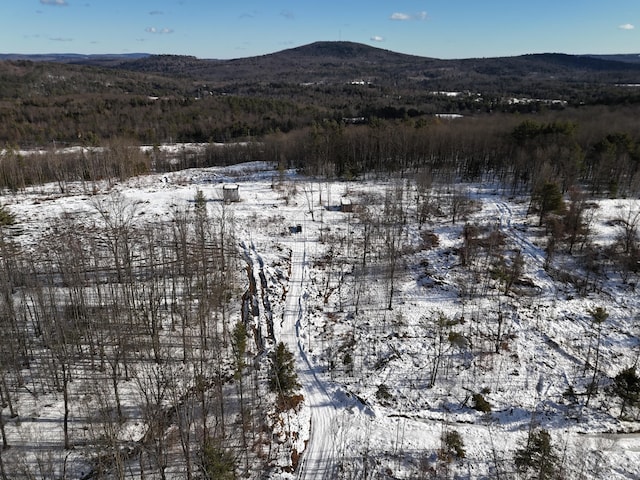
[1,0,639,59]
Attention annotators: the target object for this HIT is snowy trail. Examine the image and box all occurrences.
[281,239,341,480]
[490,199,556,293]
[493,200,546,267]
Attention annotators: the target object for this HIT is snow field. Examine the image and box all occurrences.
[1,163,640,478]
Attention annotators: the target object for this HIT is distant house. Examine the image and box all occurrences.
[340,198,353,213]
[222,183,240,202]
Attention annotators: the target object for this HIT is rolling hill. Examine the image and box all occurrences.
[4,41,640,91]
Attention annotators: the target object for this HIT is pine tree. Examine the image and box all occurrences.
[194,188,206,213]
[613,367,640,419]
[200,440,236,480]
[534,182,564,226]
[269,342,299,398]
[441,429,466,461]
[514,428,560,480]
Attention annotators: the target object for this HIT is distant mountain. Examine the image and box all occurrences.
[271,41,430,62]
[4,43,640,75]
[3,42,640,96]
[586,54,640,65]
[103,42,640,87]
[0,54,191,99]
[0,53,150,63]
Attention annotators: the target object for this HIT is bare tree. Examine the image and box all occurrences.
[450,188,473,225]
[584,306,608,408]
[563,185,591,254]
[90,192,140,284]
[382,184,407,310]
[135,364,171,479]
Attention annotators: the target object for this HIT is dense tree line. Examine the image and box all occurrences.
[2,85,638,148]
[2,104,639,200]
[263,106,640,196]
[0,93,316,147]
[0,140,269,193]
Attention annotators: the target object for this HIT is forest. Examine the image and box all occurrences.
[1,42,640,479]
[2,105,640,200]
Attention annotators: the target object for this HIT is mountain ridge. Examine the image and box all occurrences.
[3,42,640,86]
[82,41,640,90]
[2,41,640,110]
[1,41,638,66]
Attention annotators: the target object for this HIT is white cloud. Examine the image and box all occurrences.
[390,11,427,21]
[390,12,411,21]
[50,37,73,41]
[144,27,173,35]
[40,0,68,6]
[371,35,384,42]
[619,23,635,30]
[145,27,174,34]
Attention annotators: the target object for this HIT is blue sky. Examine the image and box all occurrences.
[2,1,639,59]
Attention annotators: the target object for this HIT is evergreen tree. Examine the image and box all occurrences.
[441,429,466,460]
[533,182,564,226]
[194,188,207,215]
[514,428,560,480]
[613,367,640,419]
[269,342,299,398]
[200,441,236,480]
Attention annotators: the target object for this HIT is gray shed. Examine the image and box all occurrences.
[222,184,240,202]
[340,198,353,213]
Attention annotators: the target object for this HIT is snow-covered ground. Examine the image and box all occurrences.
[2,161,640,479]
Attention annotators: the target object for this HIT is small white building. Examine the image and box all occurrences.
[222,184,240,202]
